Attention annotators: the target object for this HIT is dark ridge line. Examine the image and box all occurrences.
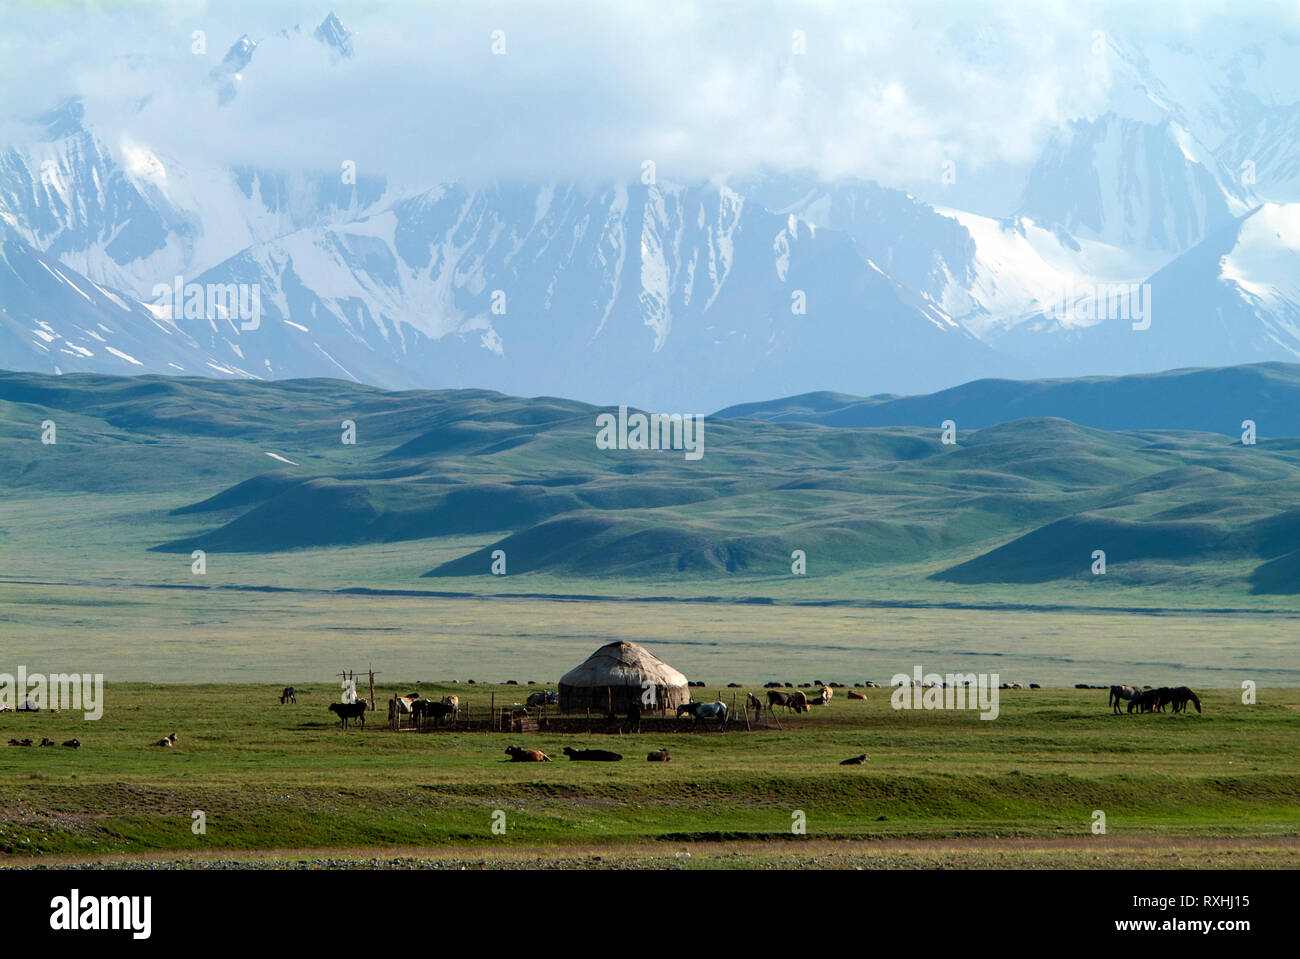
[2,577,1298,617]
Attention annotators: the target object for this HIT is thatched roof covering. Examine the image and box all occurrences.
[558,641,689,712]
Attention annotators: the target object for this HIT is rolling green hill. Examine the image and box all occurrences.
[2,367,1299,601]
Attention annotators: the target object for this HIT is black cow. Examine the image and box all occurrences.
[562,747,623,762]
[329,700,368,729]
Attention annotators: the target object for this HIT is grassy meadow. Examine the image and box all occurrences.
[1,683,1297,867]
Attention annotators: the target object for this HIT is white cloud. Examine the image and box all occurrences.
[1,0,1296,197]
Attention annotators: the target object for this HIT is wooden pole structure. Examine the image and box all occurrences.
[490,691,495,731]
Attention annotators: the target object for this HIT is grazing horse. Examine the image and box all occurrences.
[1108,685,1142,714]
[1128,688,1170,713]
[1168,687,1202,713]
[280,686,297,704]
[329,700,368,729]
[677,701,728,731]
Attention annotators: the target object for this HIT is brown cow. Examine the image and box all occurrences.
[504,745,550,762]
[766,689,809,714]
[846,690,867,700]
[646,747,671,762]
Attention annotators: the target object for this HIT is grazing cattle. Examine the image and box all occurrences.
[820,685,833,703]
[846,690,867,700]
[1108,685,1142,714]
[62,739,80,749]
[1168,687,1202,714]
[152,733,178,747]
[329,700,368,729]
[504,745,550,762]
[441,695,460,716]
[677,701,728,730]
[646,747,671,762]
[412,699,456,727]
[39,738,57,747]
[563,747,623,762]
[864,681,880,688]
[766,689,808,715]
[840,754,868,765]
[280,686,297,704]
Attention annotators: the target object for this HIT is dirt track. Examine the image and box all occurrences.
[5,836,1298,870]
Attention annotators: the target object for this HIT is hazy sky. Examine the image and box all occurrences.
[3,0,1298,210]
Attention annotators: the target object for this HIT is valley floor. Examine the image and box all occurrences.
[1,685,1296,868]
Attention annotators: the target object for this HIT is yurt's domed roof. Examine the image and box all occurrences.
[560,641,688,689]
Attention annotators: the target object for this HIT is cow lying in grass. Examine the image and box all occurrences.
[152,733,177,747]
[562,746,622,762]
[504,745,550,762]
[329,700,368,729]
[646,747,671,762]
[840,754,868,765]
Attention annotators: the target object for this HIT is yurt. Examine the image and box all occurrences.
[558,641,690,713]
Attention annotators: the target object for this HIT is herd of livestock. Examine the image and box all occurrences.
[1107,684,1202,714]
[310,681,1206,732]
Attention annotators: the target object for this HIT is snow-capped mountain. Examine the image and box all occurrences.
[0,96,387,298]
[2,10,1300,408]
[181,180,1017,407]
[995,203,1300,377]
[1018,112,1248,255]
[0,220,255,378]
[1217,104,1300,203]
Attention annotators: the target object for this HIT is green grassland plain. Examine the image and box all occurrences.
[1,372,1298,867]
[0,684,1297,868]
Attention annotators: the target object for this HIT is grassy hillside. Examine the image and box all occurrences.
[716,361,1300,436]
[2,369,1299,601]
